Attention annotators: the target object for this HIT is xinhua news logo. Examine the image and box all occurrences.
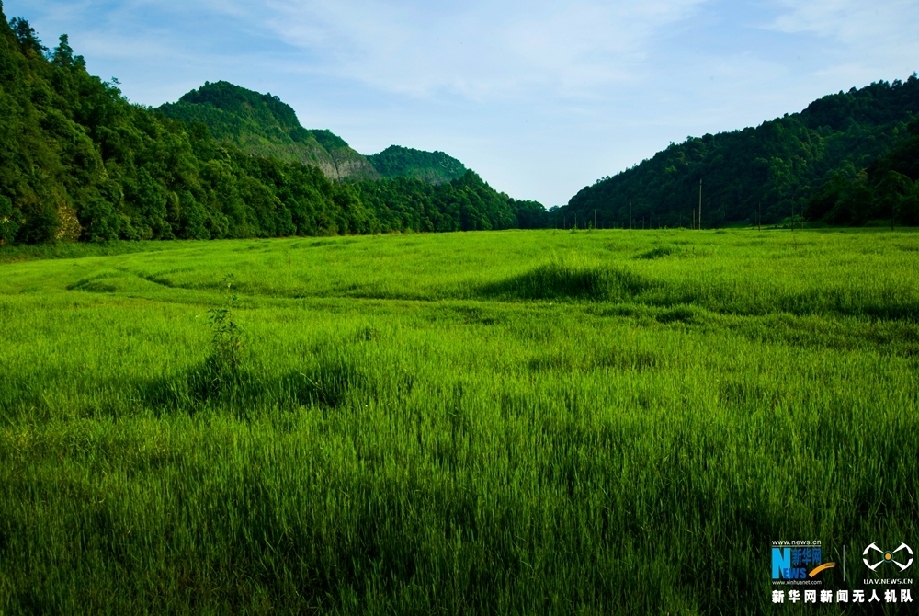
[772,541,835,584]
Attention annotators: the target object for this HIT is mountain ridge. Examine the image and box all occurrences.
[157,81,380,182]
[158,82,471,186]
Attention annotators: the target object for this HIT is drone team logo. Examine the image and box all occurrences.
[863,543,914,573]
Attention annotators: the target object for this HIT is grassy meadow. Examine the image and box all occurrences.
[1,228,917,614]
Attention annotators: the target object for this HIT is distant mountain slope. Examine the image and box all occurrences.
[157,81,379,181]
[564,75,919,227]
[0,8,531,245]
[367,145,466,184]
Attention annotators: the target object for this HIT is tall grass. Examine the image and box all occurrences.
[1,228,917,614]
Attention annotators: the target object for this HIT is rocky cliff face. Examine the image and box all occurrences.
[325,147,380,182]
[235,139,379,181]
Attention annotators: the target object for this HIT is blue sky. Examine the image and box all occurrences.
[7,0,918,206]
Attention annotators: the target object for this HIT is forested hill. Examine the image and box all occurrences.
[0,7,533,245]
[564,76,919,228]
[367,146,467,184]
[158,81,380,182]
[161,84,474,187]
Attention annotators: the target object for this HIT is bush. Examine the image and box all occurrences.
[203,275,243,392]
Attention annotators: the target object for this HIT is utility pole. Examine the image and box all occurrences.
[698,179,702,231]
[758,201,762,232]
[629,200,632,230]
[594,209,597,229]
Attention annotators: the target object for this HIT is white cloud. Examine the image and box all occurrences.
[257,0,712,100]
[772,1,913,36]
[770,1,919,58]
[766,0,919,94]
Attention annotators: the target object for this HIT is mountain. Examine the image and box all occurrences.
[367,145,466,184]
[563,76,919,228]
[0,7,530,245]
[160,83,474,187]
[157,81,379,182]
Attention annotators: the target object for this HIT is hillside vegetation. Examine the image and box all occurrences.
[0,8,532,245]
[564,76,919,228]
[2,228,917,613]
[367,145,467,184]
[161,85,475,187]
[158,81,380,182]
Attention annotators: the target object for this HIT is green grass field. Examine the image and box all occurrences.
[1,229,917,614]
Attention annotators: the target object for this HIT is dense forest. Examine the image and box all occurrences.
[0,7,529,245]
[563,76,919,228]
[353,173,516,232]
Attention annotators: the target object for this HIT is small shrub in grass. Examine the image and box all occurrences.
[141,274,256,412]
[195,275,244,400]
